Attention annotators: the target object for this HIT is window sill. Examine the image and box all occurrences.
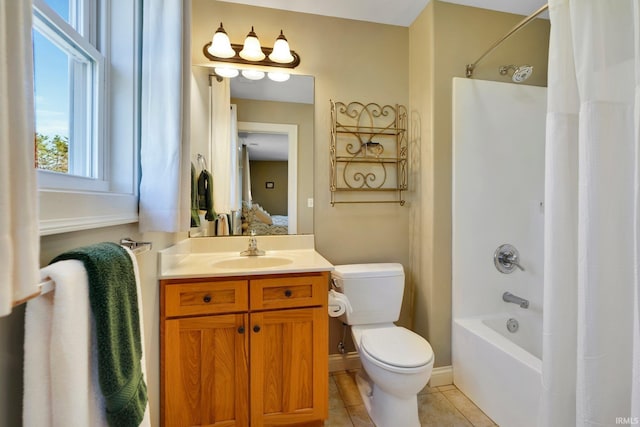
[39,189,138,236]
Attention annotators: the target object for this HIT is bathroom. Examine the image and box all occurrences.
[2,0,638,426]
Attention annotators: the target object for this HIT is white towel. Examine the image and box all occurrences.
[122,246,151,427]
[24,260,107,427]
[216,214,230,236]
[24,249,151,427]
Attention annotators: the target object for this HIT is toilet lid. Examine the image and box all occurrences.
[360,327,433,368]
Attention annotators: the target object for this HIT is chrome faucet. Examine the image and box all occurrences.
[502,292,529,309]
[494,244,525,274]
[240,231,265,256]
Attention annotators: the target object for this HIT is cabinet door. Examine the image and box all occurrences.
[164,314,249,427]
[250,307,328,427]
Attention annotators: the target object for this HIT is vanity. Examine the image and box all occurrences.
[159,236,333,427]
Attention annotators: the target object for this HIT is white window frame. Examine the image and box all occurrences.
[34,0,141,235]
[33,1,106,189]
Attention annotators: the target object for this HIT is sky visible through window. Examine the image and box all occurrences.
[34,0,70,140]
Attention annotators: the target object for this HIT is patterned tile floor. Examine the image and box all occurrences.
[326,370,497,427]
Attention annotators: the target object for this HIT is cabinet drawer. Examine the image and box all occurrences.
[165,280,248,317]
[250,275,326,310]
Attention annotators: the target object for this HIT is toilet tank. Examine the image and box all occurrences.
[331,263,405,325]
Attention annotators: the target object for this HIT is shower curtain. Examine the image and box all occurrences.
[210,79,240,215]
[542,0,640,425]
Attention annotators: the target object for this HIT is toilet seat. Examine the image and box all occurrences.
[360,327,433,373]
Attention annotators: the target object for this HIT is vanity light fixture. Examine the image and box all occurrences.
[208,23,236,58]
[268,30,294,64]
[239,26,265,61]
[203,23,301,71]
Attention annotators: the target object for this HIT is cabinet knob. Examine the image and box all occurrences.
[253,325,261,333]
[284,289,292,297]
[238,326,245,334]
[203,294,212,303]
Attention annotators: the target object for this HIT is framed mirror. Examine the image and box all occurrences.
[190,67,314,237]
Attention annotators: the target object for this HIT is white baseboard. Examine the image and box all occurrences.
[329,352,362,373]
[428,365,453,387]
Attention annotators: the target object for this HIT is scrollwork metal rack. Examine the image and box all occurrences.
[330,100,408,206]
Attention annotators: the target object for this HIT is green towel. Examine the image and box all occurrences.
[51,242,147,427]
[191,163,201,227]
[198,169,216,221]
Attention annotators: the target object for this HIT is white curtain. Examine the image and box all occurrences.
[542,0,640,425]
[139,0,191,232]
[242,145,252,202]
[210,79,235,214]
[0,0,40,316]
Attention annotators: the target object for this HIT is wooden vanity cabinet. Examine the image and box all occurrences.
[160,272,329,427]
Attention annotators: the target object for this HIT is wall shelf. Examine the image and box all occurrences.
[330,100,408,206]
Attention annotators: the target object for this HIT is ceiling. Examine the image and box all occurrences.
[217,0,548,27]
[239,132,288,161]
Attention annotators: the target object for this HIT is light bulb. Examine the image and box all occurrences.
[241,69,265,80]
[214,67,239,78]
[267,71,290,82]
[268,30,294,64]
[239,26,265,61]
[208,23,236,59]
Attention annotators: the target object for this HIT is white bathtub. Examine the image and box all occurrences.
[453,313,542,427]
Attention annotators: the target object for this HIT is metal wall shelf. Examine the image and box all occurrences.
[330,100,408,206]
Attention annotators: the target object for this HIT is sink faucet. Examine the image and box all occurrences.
[240,231,265,256]
[502,292,529,309]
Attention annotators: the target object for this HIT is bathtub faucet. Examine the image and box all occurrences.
[502,292,529,309]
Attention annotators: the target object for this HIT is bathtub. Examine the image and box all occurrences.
[453,312,542,427]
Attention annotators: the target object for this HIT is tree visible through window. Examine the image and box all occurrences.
[36,133,69,172]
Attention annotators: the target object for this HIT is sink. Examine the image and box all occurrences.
[211,256,294,270]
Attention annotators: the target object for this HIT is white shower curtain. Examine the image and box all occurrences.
[242,145,253,202]
[542,0,640,425]
[210,80,240,214]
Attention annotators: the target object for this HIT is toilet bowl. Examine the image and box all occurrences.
[331,264,435,427]
[352,325,433,427]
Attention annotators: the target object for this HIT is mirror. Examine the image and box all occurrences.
[190,67,314,237]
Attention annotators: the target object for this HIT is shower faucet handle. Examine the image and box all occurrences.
[494,244,525,274]
[502,252,524,271]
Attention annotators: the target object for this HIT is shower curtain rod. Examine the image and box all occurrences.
[465,3,549,78]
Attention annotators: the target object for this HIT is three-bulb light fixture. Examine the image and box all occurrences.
[203,23,300,82]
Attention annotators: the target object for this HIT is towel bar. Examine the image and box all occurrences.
[12,238,152,307]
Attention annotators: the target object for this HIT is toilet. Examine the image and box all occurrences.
[331,263,434,427]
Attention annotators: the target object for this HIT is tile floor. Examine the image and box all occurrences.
[326,370,497,427]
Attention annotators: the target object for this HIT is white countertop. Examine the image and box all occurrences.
[158,235,334,279]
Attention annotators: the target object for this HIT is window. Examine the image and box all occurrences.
[33,0,104,188]
[33,0,140,234]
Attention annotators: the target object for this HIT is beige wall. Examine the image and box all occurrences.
[409,1,549,367]
[232,97,314,233]
[408,0,435,366]
[250,160,288,214]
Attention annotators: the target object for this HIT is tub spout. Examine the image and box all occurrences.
[502,292,529,309]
